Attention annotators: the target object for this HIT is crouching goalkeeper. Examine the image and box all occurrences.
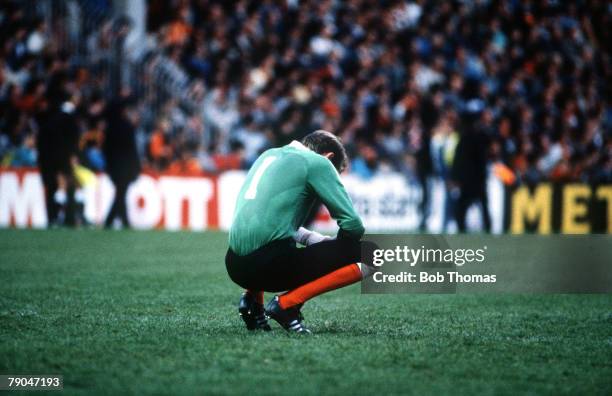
[225,130,376,334]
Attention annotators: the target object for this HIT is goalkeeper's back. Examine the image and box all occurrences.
[229,139,364,256]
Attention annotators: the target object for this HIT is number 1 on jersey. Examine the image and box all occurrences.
[244,156,277,200]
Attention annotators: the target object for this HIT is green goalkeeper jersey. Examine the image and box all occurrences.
[229,141,364,256]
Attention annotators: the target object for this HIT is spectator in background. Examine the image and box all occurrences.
[148,118,173,171]
[232,116,268,166]
[168,144,202,176]
[9,133,37,167]
[36,73,80,227]
[26,18,48,55]
[80,118,106,172]
[351,142,379,180]
[204,84,239,153]
[162,6,192,47]
[451,111,492,233]
[413,116,433,231]
[430,110,459,232]
[103,95,141,229]
[212,140,246,172]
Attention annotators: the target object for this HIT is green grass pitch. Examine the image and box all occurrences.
[0,229,611,395]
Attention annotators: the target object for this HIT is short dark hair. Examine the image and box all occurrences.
[301,130,348,172]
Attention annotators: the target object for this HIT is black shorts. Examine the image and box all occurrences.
[225,238,370,292]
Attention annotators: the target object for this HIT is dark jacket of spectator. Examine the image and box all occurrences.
[35,94,80,226]
[37,104,80,174]
[103,100,141,185]
[452,127,489,196]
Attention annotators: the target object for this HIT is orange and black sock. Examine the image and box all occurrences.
[279,263,362,309]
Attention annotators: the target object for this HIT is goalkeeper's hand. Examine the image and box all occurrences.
[294,227,334,246]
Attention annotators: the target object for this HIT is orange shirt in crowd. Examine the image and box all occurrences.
[165,20,191,46]
[212,153,242,171]
[321,101,340,118]
[167,158,202,176]
[149,130,170,160]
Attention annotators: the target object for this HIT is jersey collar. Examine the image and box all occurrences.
[289,140,310,151]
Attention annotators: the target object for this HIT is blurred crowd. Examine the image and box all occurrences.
[1,0,611,187]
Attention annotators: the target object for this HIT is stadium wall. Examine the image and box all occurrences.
[1,168,608,234]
